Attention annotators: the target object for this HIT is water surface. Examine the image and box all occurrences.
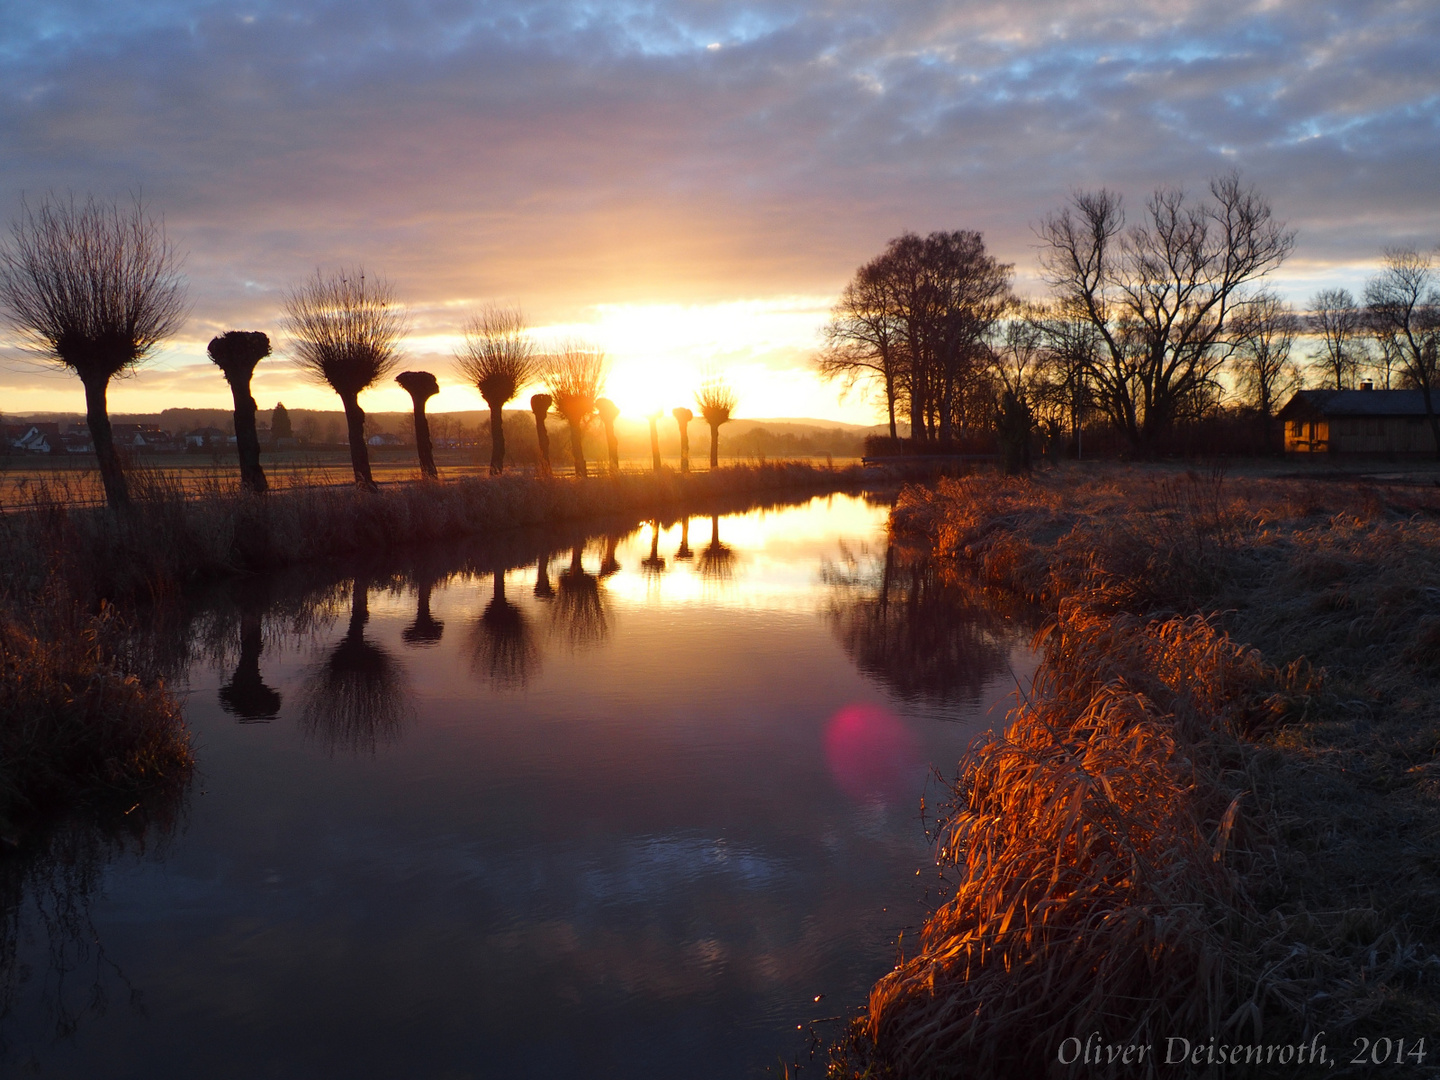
[3,493,1034,1078]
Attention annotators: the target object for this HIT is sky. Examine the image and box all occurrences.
[0,0,1436,422]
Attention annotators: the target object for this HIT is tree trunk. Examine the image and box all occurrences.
[649,417,661,471]
[82,373,129,508]
[413,400,437,479]
[227,376,269,493]
[708,423,719,468]
[487,402,505,476]
[569,422,588,477]
[603,421,620,476]
[340,394,377,490]
[885,374,897,441]
[1423,384,1440,462]
[679,425,690,473]
[534,415,551,476]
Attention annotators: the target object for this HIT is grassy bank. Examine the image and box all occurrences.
[834,465,1440,1077]
[0,461,906,605]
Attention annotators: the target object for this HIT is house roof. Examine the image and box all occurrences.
[1277,389,1434,419]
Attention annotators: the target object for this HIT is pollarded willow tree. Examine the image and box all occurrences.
[696,375,737,468]
[395,370,440,479]
[1036,171,1295,451]
[455,305,536,474]
[0,194,188,508]
[545,342,608,478]
[208,330,272,493]
[281,268,407,491]
[672,407,693,472]
[530,393,553,476]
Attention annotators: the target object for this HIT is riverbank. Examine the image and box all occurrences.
[833,464,1440,1077]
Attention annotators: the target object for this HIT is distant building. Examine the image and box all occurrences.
[1278,386,1439,456]
[112,423,181,452]
[367,432,403,447]
[184,426,229,448]
[9,423,62,453]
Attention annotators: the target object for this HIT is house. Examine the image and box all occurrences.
[367,432,403,447]
[1277,386,1439,456]
[184,426,229,448]
[10,423,62,453]
[112,423,181,452]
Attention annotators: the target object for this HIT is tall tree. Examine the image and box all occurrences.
[207,330,271,493]
[545,342,607,478]
[672,407,693,472]
[696,376,737,468]
[271,401,293,441]
[530,393,553,476]
[1037,173,1294,450]
[647,411,662,471]
[455,306,536,475]
[395,370,440,479]
[1366,247,1440,458]
[596,398,621,476]
[281,268,406,490]
[818,266,906,439]
[1306,288,1365,389]
[1227,290,1300,453]
[0,194,188,508]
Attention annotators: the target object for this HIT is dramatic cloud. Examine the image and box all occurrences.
[1,0,1436,416]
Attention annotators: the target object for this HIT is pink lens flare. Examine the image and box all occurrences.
[823,703,921,804]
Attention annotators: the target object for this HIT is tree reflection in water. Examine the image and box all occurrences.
[825,543,1018,707]
[471,569,540,690]
[697,514,735,584]
[299,574,409,753]
[218,609,282,722]
[674,516,694,561]
[1,802,184,1054]
[533,553,554,599]
[641,520,667,578]
[551,544,608,649]
[401,570,445,648]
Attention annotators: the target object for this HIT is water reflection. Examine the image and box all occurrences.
[402,568,446,648]
[697,514,735,584]
[218,609,282,722]
[641,519,667,578]
[299,573,410,753]
[825,542,1023,707]
[551,544,609,650]
[471,569,541,690]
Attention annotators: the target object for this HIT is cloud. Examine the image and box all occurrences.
[1,0,1436,413]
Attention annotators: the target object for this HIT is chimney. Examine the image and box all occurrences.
[1360,380,1374,391]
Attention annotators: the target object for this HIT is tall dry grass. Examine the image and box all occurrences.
[837,464,1440,1077]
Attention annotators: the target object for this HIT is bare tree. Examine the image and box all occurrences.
[1306,288,1366,389]
[1227,290,1301,453]
[672,406,693,472]
[455,305,536,474]
[207,331,271,493]
[1366,247,1440,458]
[395,370,440,479]
[545,341,607,477]
[0,194,188,508]
[281,268,406,490]
[696,375,737,468]
[818,266,906,439]
[1037,172,1295,451]
[530,393,553,476]
[647,410,662,471]
[596,398,621,476]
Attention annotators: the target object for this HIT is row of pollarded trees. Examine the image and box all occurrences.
[0,194,745,508]
[819,170,1440,458]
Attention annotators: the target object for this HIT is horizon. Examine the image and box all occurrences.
[2,2,1436,421]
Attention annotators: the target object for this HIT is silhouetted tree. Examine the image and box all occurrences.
[0,194,188,508]
[218,610,282,722]
[818,263,905,439]
[596,398,621,476]
[282,268,406,491]
[647,411,662,471]
[1037,173,1294,450]
[299,574,409,753]
[530,394,553,476]
[1366,247,1440,458]
[996,390,1032,475]
[1227,290,1300,453]
[696,377,737,468]
[271,401,293,441]
[1307,288,1366,389]
[456,306,536,474]
[395,370,440,479]
[206,331,271,493]
[546,342,607,478]
[672,407,693,472]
